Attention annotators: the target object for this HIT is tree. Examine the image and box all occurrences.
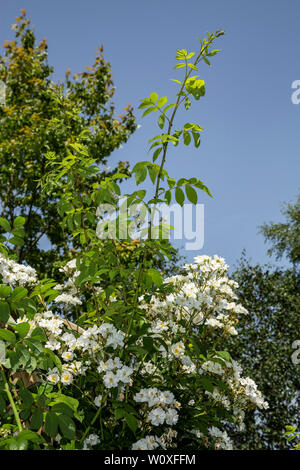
[228,193,300,449]
[260,194,300,267]
[0,10,136,277]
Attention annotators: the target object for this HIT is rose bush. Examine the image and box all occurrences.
[0,31,269,450]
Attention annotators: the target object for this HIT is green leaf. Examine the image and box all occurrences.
[28,355,37,373]
[152,147,162,162]
[0,329,16,345]
[114,407,125,420]
[147,166,157,184]
[0,217,11,233]
[135,167,147,185]
[174,63,185,69]
[199,376,214,393]
[164,103,176,113]
[183,131,191,146]
[17,430,43,443]
[60,441,76,450]
[125,412,138,433]
[25,338,44,356]
[158,114,165,129]
[18,298,36,316]
[143,336,154,353]
[58,414,76,440]
[11,286,28,301]
[157,96,167,108]
[9,236,24,247]
[167,178,176,189]
[51,402,74,417]
[147,268,163,286]
[30,408,43,431]
[0,285,12,298]
[164,189,171,205]
[30,327,47,342]
[186,52,195,59]
[13,217,26,228]
[15,343,31,368]
[149,92,158,103]
[142,106,157,117]
[0,302,10,324]
[11,228,25,238]
[8,438,28,450]
[138,98,151,109]
[45,411,59,438]
[192,131,201,148]
[175,187,185,206]
[54,394,79,413]
[185,184,198,204]
[19,387,34,408]
[203,56,211,66]
[215,350,231,362]
[12,322,30,339]
[184,97,191,110]
[193,180,213,198]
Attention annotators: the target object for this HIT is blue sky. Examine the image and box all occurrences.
[1,0,299,270]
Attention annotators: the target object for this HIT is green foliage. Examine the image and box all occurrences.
[0,26,233,451]
[285,425,300,450]
[260,194,300,266]
[0,9,137,277]
[228,194,300,449]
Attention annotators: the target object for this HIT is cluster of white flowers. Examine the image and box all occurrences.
[55,293,82,306]
[0,252,269,450]
[134,254,268,441]
[54,259,82,306]
[47,367,74,385]
[205,388,231,410]
[83,433,100,449]
[99,358,133,389]
[235,376,269,410]
[134,388,180,427]
[132,428,178,450]
[132,435,160,450]
[202,360,225,375]
[15,308,127,390]
[208,426,233,450]
[0,253,37,286]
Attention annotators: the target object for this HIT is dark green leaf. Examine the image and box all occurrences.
[0,302,10,324]
[45,411,59,437]
[58,414,76,440]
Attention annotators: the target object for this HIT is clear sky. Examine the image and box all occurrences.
[1,0,299,270]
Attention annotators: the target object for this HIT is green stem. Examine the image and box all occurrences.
[80,407,102,445]
[121,254,146,354]
[0,368,23,433]
[80,392,108,445]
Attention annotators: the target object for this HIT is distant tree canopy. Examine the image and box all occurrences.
[228,193,300,449]
[260,194,300,267]
[0,9,136,277]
